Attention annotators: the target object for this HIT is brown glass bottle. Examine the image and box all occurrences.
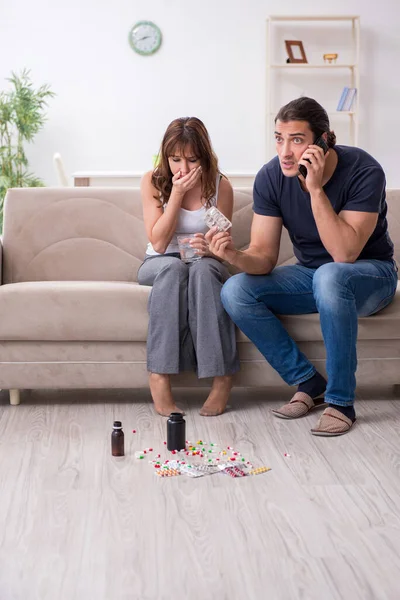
[111,421,124,456]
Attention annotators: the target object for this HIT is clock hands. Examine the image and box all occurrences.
[129,21,161,55]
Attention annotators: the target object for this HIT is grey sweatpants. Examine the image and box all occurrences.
[137,254,240,378]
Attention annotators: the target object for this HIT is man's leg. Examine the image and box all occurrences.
[221,265,321,385]
[311,259,397,435]
[313,259,398,410]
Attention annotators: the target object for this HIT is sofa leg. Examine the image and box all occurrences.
[10,389,21,405]
[393,385,400,397]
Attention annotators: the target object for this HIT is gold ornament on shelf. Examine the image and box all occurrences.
[323,53,338,64]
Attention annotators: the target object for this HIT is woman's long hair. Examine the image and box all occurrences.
[151,117,219,206]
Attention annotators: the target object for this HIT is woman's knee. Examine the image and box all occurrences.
[139,257,188,286]
[157,258,189,281]
[189,258,228,282]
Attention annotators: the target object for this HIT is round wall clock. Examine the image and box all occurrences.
[129,21,162,56]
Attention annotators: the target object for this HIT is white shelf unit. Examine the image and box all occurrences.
[266,15,360,160]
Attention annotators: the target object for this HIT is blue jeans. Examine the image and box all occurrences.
[221,260,398,407]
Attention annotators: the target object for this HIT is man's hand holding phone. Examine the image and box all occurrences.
[298,136,329,191]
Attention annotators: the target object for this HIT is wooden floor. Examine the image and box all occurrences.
[0,385,400,600]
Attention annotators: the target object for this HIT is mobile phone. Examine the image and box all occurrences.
[298,135,329,178]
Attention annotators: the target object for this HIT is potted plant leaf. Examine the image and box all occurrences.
[0,69,55,230]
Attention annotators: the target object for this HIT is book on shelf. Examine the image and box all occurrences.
[337,87,357,111]
[336,87,349,110]
[343,88,357,111]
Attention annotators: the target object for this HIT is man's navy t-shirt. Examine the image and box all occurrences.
[253,145,394,268]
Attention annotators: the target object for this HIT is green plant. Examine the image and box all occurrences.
[0,69,55,228]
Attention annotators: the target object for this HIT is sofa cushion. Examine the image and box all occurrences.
[0,280,398,343]
[2,188,148,284]
[0,281,150,341]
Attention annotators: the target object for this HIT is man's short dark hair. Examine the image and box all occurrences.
[275,97,336,147]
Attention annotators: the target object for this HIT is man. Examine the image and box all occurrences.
[208,97,397,436]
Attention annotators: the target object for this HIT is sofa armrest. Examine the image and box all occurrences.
[0,235,2,285]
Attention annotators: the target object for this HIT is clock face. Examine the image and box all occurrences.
[129,21,162,56]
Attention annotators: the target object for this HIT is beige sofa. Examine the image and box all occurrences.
[1,186,399,405]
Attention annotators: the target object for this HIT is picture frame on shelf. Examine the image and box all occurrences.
[285,40,308,64]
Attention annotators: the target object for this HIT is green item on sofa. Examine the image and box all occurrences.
[0,69,55,230]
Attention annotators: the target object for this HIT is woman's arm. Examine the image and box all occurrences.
[205,177,234,259]
[190,176,235,259]
[215,176,234,222]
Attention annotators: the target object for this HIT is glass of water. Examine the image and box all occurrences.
[177,235,201,263]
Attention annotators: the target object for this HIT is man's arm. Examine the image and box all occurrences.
[300,145,379,263]
[207,213,282,275]
[310,189,378,263]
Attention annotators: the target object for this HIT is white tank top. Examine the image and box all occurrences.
[145,175,221,256]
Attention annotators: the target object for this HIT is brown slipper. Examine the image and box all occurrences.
[271,392,325,419]
[311,407,355,437]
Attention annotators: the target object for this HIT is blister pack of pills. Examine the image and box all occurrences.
[194,464,221,475]
[204,206,232,232]
[222,466,247,478]
[248,466,271,476]
[179,464,205,478]
[155,467,180,477]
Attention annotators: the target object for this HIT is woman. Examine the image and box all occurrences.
[138,117,239,416]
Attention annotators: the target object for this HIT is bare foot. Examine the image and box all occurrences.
[149,373,185,417]
[200,375,233,416]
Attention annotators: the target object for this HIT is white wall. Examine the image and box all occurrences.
[1,0,400,186]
